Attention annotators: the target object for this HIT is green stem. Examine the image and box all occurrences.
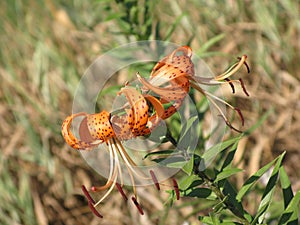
[196,171,250,225]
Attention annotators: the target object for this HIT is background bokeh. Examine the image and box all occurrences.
[0,1,299,224]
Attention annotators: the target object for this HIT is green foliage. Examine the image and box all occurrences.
[100,0,156,41]
[164,113,299,224]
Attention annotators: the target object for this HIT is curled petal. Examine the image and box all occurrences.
[61,112,100,150]
[118,87,149,135]
[86,111,115,142]
[151,46,194,78]
[137,74,188,103]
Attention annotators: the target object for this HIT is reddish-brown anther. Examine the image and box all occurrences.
[239,78,250,97]
[116,183,128,201]
[131,197,144,215]
[82,185,96,204]
[234,107,245,126]
[172,179,180,200]
[88,202,103,218]
[225,78,235,94]
[150,170,160,190]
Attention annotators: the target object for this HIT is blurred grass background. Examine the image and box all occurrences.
[0,0,299,224]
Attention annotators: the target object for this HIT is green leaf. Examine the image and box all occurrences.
[182,154,194,175]
[143,150,179,159]
[196,33,226,54]
[251,152,285,224]
[198,136,242,171]
[165,13,186,41]
[236,152,285,201]
[221,139,240,171]
[177,115,199,149]
[199,216,214,224]
[223,180,251,222]
[185,187,212,198]
[215,168,243,183]
[278,190,300,225]
[151,156,189,168]
[279,166,294,209]
[179,174,203,190]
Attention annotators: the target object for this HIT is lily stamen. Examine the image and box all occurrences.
[116,183,128,201]
[214,55,248,81]
[132,196,144,215]
[150,170,160,190]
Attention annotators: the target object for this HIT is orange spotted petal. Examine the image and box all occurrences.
[151,46,194,80]
[118,87,149,135]
[86,111,115,143]
[111,115,134,140]
[62,112,100,150]
[137,75,187,103]
[143,94,165,130]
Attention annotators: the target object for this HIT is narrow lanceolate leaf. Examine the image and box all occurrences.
[182,154,194,175]
[278,190,300,225]
[179,174,203,191]
[220,139,239,171]
[251,152,286,224]
[143,150,179,159]
[236,152,285,201]
[223,180,252,222]
[177,115,199,147]
[198,136,242,171]
[279,166,294,209]
[215,168,243,183]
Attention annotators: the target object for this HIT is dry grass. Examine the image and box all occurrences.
[0,0,299,224]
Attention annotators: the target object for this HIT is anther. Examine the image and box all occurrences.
[172,179,180,200]
[82,185,96,204]
[150,170,160,190]
[116,183,128,201]
[225,78,235,94]
[225,120,242,133]
[239,78,249,97]
[131,197,144,215]
[234,107,245,126]
[237,55,250,73]
[88,201,103,218]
